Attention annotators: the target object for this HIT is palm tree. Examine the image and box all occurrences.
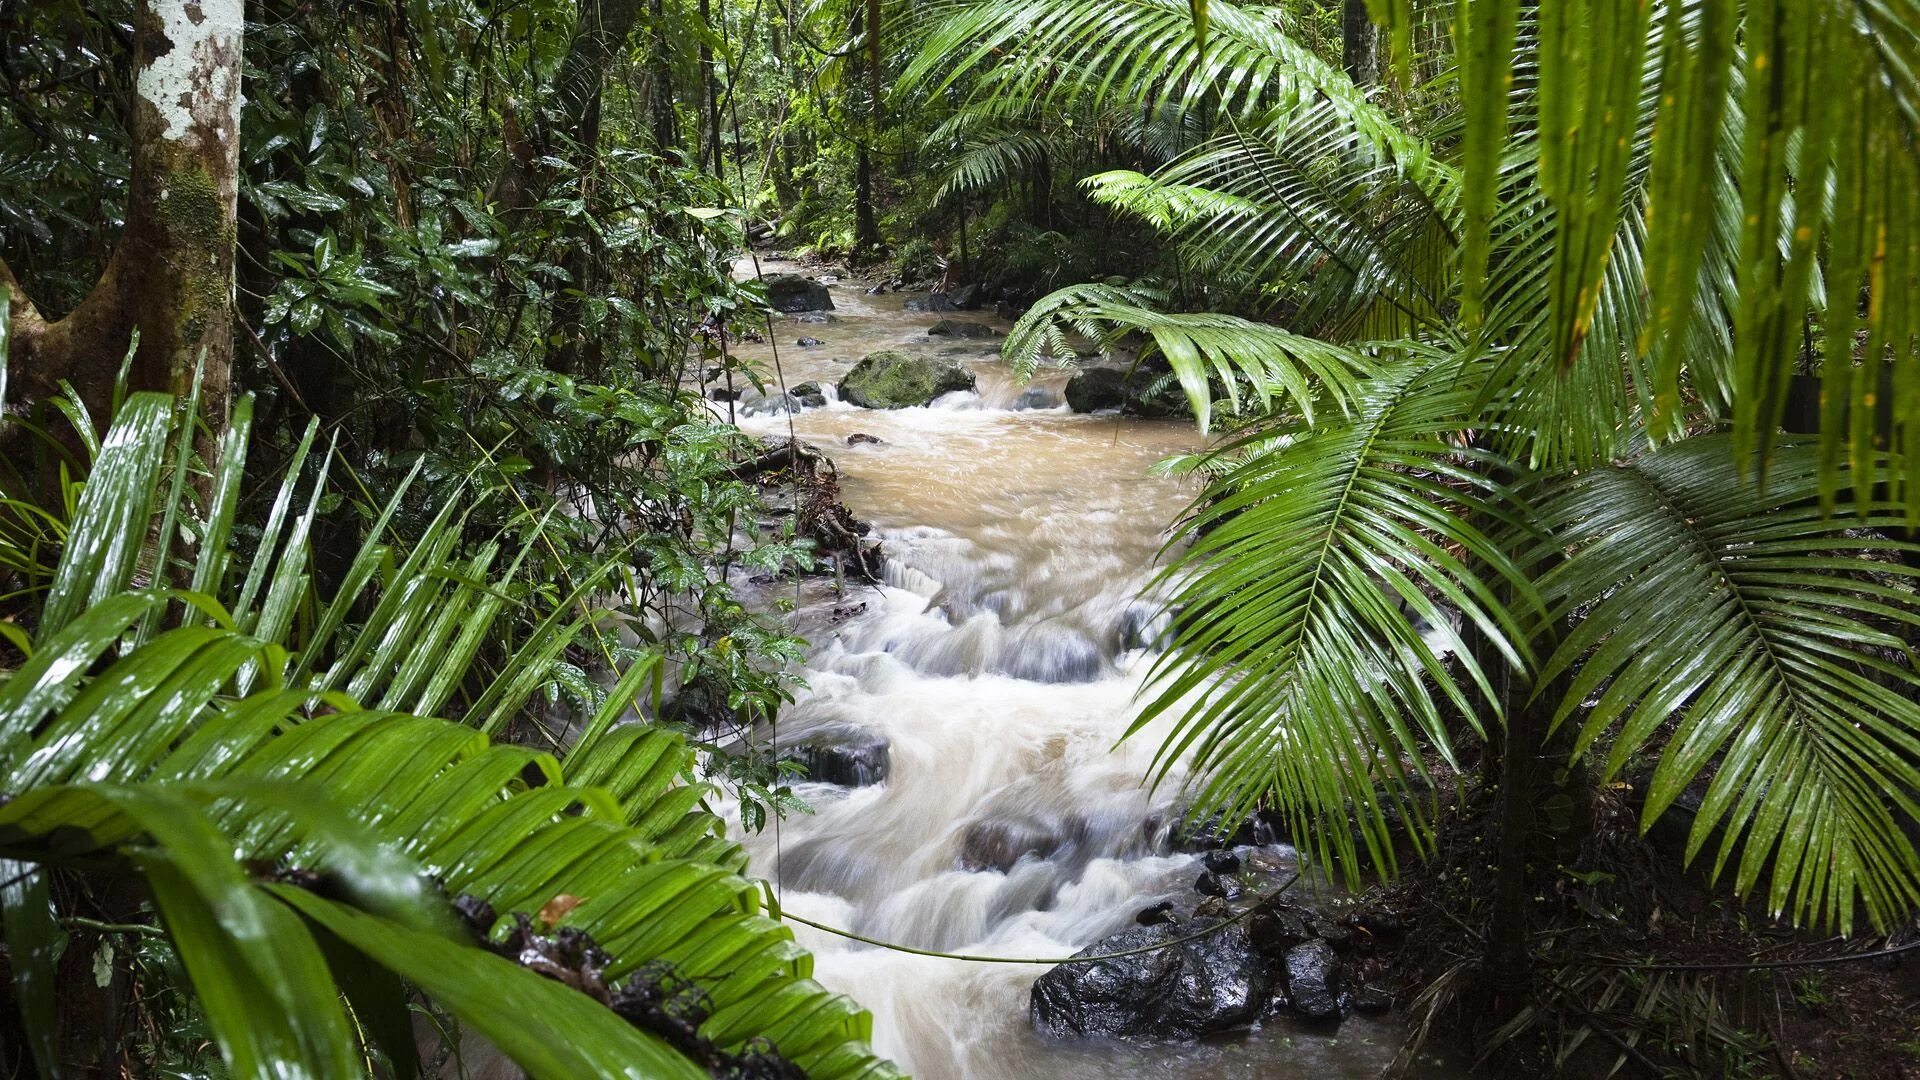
[0,380,901,1078]
[909,0,1920,995]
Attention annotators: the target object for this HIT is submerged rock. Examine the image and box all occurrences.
[764,273,833,313]
[1015,386,1056,410]
[903,294,955,313]
[845,432,883,446]
[927,319,1000,340]
[1030,920,1272,1041]
[796,336,825,347]
[839,350,976,409]
[959,816,1081,872]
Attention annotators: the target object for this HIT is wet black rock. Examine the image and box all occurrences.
[1179,808,1290,851]
[1194,870,1232,898]
[950,283,982,310]
[1247,898,1313,957]
[790,382,827,408]
[845,432,883,446]
[1281,940,1344,1022]
[903,294,955,313]
[927,319,1000,340]
[765,272,833,313]
[865,283,888,295]
[793,311,837,324]
[1029,920,1273,1041]
[709,387,741,401]
[785,730,890,787]
[1064,368,1127,412]
[1135,900,1175,926]
[796,337,825,347]
[1201,849,1242,874]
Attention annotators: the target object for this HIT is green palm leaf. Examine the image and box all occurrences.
[1134,350,1534,878]
[1531,436,1920,932]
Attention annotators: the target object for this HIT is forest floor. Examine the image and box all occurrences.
[1364,775,1920,1079]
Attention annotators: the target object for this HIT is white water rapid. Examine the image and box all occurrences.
[719,262,1454,1080]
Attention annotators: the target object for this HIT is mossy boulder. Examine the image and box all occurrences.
[839,350,976,409]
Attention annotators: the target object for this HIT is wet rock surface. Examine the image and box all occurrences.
[1028,862,1406,1044]
[1030,920,1272,1041]
[764,272,834,313]
[960,816,1084,872]
[927,319,1001,340]
[1062,360,1192,418]
[784,729,891,787]
[1282,939,1344,1021]
[1063,367,1127,413]
[839,350,977,409]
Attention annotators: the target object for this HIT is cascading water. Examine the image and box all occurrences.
[721,263,1453,1080]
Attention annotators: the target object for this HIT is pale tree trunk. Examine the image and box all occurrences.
[0,0,242,428]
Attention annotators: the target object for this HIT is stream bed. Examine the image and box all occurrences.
[719,261,1454,1080]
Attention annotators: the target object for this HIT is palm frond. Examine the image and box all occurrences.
[1003,279,1371,428]
[1531,436,1920,931]
[1134,350,1535,879]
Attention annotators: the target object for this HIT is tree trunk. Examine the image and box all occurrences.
[699,0,722,175]
[849,0,883,255]
[0,0,242,425]
[1342,0,1379,87]
[649,0,680,151]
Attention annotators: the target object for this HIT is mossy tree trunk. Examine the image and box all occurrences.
[0,0,243,427]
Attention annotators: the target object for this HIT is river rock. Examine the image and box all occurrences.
[1064,368,1127,412]
[794,311,836,324]
[927,319,999,340]
[1029,920,1272,1041]
[1281,940,1344,1021]
[797,336,824,347]
[765,273,834,313]
[845,432,883,446]
[904,295,955,313]
[950,283,982,310]
[839,350,976,409]
[1135,900,1175,926]
[1015,387,1056,410]
[1202,849,1242,874]
[791,381,827,408]
[785,729,890,787]
[960,817,1077,871]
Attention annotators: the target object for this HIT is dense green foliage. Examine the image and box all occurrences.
[917,0,1920,936]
